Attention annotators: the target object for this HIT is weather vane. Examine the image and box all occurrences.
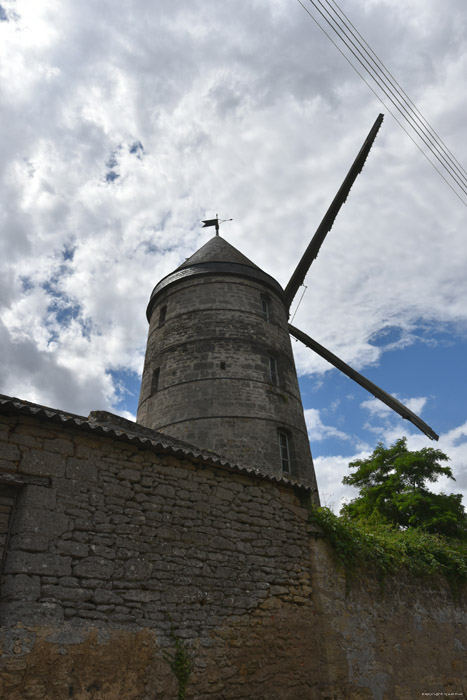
[202,214,233,236]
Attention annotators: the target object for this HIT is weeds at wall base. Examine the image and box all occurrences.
[162,628,194,700]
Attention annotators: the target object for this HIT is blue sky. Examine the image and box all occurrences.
[0,0,466,510]
[303,325,467,452]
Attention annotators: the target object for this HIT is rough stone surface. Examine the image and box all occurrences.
[137,268,318,487]
[0,410,466,699]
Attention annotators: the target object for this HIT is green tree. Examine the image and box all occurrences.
[341,438,467,538]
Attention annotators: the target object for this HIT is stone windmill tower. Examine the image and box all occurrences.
[137,114,438,497]
[137,231,318,492]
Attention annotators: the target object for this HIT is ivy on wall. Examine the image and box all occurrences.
[309,506,467,595]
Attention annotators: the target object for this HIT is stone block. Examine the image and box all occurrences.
[112,612,138,623]
[171,506,195,520]
[19,449,65,477]
[56,540,89,558]
[70,608,108,620]
[9,433,41,449]
[73,557,116,579]
[214,486,235,502]
[58,577,80,587]
[74,518,93,531]
[0,600,64,626]
[105,483,132,499]
[1,574,41,600]
[89,544,116,560]
[79,578,108,589]
[155,484,175,498]
[12,507,68,538]
[0,417,12,435]
[116,558,152,581]
[4,552,72,577]
[65,457,98,483]
[94,524,115,533]
[118,524,142,535]
[41,585,93,602]
[0,459,17,473]
[92,589,123,605]
[0,443,20,461]
[118,468,141,482]
[42,437,74,455]
[9,534,49,553]
[284,544,303,558]
[20,484,56,510]
[90,534,113,546]
[65,507,92,519]
[74,443,93,459]
[121,590,156,603]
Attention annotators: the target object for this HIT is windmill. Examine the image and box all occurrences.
[137,113,437,496]
[283,113,438,443]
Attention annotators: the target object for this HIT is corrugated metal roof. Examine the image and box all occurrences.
[0,394,312,491]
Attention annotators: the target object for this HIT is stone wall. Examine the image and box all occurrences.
[0,403,466,699]
[310,543,467,699]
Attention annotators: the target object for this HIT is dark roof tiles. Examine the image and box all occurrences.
[176,235,260,270]
[0,394,312,491]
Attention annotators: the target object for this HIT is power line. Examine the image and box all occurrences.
[296,0,467,206]
[325,0,467,187]
[306,0,467,197]
[314,0,467,194]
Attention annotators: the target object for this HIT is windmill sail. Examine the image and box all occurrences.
[284,113,384,311]
[289,324,439,441]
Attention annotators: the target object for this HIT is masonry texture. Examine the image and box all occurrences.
[0,397,466,700]
[137,235,317,487]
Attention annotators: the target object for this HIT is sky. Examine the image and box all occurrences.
[1,0,466,511]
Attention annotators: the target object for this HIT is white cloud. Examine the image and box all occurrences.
[361,395,428,418]
[304,408,352,443]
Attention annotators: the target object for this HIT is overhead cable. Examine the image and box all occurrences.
[296,0,467,206]
[312,0,467,194]
[325,0,467,187]
[306,0,467,196]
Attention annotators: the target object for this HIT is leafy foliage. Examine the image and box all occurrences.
[309,506,467,592]
[341,438,467,539]
[162,628,194,700]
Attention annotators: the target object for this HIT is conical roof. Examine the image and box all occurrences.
[147,233,283,322]
[177,235,260,270]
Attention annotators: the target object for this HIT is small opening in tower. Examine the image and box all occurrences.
[260,294,270,322]
[269,356,278,385]
[158,305,167,326]
[278,431,291,473]
[151,367,160,394]
[220,361,226,370]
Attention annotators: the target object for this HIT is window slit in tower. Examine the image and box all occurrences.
[269,356,278,385]
[261,294,270,322]
[151,368,160,394]
[278,431,291,473]
[158,305,167,327]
